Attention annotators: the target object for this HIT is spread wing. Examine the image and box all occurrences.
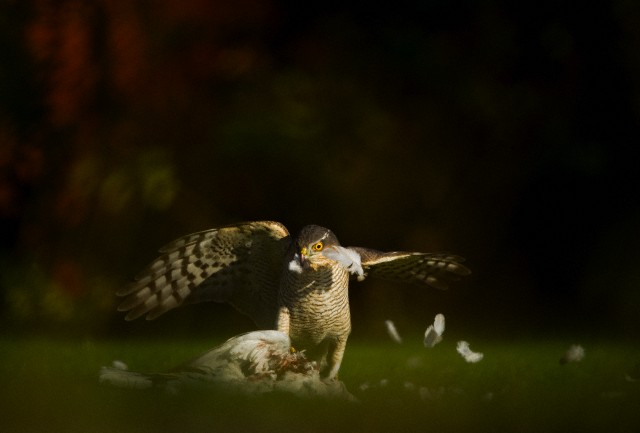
[348,247,470,290]
[117,221,290,328]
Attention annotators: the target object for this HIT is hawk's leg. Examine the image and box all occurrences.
[276,305,290,334]
[324,336,348,380]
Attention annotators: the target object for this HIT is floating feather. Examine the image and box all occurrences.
[384,320,402,344]
[456,340,483,363]
[423,313,445,348]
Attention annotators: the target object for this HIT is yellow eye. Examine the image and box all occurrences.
[312,242,323,251]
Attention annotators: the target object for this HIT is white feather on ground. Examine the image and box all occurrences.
[423,313,445,348]
[385,320,402,344]
[456,341,484,363]
[560,344,585,364]
[99,330,355,400]
[111,360,128,370]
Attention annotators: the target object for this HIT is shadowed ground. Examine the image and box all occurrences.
[1,335,638,433]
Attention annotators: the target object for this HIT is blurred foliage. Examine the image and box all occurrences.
[0,0,639,337]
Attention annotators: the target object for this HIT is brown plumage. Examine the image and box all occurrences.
[117,221,470,379]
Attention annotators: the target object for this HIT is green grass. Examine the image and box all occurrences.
[1,335,638,433]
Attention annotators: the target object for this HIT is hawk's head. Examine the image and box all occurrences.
[289,225,340,271]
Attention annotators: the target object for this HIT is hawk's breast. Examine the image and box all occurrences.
[281,263,351,345]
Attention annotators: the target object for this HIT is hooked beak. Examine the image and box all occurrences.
[299,247,308,266]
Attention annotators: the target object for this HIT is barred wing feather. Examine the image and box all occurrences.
[348,247,470,290]
[117,221,290,328]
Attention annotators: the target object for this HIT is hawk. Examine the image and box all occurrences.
[117,221,470,379]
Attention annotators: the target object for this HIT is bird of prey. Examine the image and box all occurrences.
[117,221,470,379]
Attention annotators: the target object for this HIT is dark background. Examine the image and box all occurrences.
[1,0,639,341]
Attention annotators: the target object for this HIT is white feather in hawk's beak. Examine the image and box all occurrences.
[323,246,364,279]
[288,252,304,274]
[288,246,311,274]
